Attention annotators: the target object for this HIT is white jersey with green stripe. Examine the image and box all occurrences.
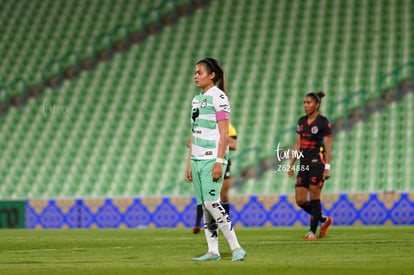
[191,86,230,160]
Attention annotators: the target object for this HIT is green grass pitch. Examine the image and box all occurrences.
[1,226,413,274]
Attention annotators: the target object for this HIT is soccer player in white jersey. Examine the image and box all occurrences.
[185,57,246,261]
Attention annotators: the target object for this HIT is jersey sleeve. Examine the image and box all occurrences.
[321,117,332,137]
[296,117,303,134]
[213,92,231,121]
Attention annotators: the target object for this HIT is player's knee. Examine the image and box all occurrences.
[309,189,321,200]
[296,198,307,206]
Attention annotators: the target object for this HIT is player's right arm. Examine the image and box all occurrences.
[288,133,301,177]
[185,134,193,182]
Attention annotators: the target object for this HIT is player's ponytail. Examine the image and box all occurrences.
[213,61,227,96]
[197,58,227,95]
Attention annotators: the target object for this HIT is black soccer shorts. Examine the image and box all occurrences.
[295,162,325,188]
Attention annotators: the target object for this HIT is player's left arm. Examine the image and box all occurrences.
[213,119,229,181]
[323,134,332,180]
[212,92,230,181]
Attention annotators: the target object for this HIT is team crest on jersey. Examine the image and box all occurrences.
[200,98,208,108]
[311,126,319,134]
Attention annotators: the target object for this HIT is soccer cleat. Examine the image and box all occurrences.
[193,226,201,234]
[319,216,333,239]
[192,252,221,261]
[232,247,246,261]
[304,231,317,241]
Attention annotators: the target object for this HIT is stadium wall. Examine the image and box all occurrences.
[2,193,410,229]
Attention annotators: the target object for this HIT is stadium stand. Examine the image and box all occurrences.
[0,0,413,199]
[0,0,165,88]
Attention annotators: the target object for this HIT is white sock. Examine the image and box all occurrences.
[202,206,219,255]
[204,200,241,251]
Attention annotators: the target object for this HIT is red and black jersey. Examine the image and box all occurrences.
[296,114,332,164]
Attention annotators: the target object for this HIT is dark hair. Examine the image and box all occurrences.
[306,91,325,104]
[197,57,227,95]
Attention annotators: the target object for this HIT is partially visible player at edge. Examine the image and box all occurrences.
[185,57,246,261]
[288,92,333,240]
[192,123,237,234]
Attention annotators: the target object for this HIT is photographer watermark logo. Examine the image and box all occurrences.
[41,99,68,118]
[274,142,309,172]
[275,142,304,162]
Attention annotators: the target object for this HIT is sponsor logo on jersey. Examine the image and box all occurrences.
[192,108,199,122]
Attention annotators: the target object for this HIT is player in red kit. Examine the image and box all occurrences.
[288,92,333,240]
